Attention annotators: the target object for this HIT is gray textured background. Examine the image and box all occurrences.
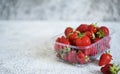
[0,0,120,21]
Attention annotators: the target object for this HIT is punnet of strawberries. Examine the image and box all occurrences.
[54,23,111,64]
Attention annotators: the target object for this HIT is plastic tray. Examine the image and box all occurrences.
[53,34,111,64]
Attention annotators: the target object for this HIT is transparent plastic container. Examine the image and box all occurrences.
[53,34,111,64]
[51,26,114,65]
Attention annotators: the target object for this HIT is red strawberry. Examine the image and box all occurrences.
[75,36,91,46]
[56,37,61,42]
[97,26,109,38]
[99,51,112,66]
[60,36,70,44]
[77,51,89,64]
[85,31,92,38]
[64,27,73,36]
[85,31,95,39]
[68,50,77,63]
[88,24,97,33]
[54,36,70,51]
[61,53,68,61]
[101,64,120,74]
[76,24,88,32]
[69,31,79,43]
[101,26,109,36]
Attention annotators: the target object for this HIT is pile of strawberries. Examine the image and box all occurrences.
[54,23,111,63]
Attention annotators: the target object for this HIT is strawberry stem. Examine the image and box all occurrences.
[78,31,85,38]
[85,56,90,62]
[92,32,96,40]
[110,64,120,74]
[106,50,110,54]
[91,22,97,27]
[96,29,104,38]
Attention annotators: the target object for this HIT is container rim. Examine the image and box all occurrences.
[52,33,111,49]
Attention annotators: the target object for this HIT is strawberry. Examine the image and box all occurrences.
[61,52,68,61]
[97,26,109,38]
[54,36,70,51]
[64,27,73,36]
[100,26,109,36]
[77,51,89,64]
[75,36,91,46]
[68,50,77,63]
[99,51,112,66]
[85,31,95,39]
[101,64,120,74]
[60,36,70,45]
[76,24,88,32]
[88,23,97,33]
[69,31,79,44]
[56,37,61,42]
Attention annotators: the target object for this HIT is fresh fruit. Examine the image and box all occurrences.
[77,51,85,64]
[100,26,109,36]
[101,64,120,74]
[60,36,70,45]
[75,36,91,46]
[76,24,88,32]
[85,31,95,39]
[68,50,77,63]
[99,51,112,66]
[97,26,109,38]
[69,31,79,43]
[88,24,97,33]
[77,51,89,64]
[56,37,61,42]
[64,27,73,36]
[54,36,70,51]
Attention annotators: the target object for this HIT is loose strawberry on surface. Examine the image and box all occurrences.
[101,64,120,74]
[99,51,112,66]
